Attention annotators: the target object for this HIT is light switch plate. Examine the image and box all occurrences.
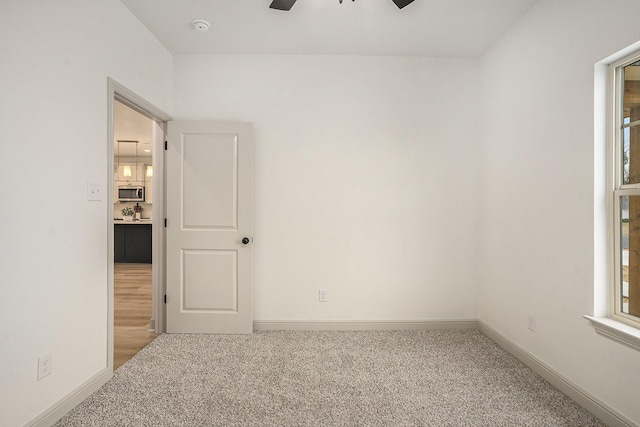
[87,181,103,201]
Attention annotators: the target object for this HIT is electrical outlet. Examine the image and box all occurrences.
[319,289,328,302]
[527,314,536,332]
[38,353,52,381]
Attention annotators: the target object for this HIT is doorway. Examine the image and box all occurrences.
[107,81,253,344]
[113,101,156,368]
[107,78,171,371]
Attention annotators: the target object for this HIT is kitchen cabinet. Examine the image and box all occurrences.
[114,163,145,183]
[114,223,152,263]
[145,170,153,204]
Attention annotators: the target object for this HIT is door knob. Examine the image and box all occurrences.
[242,237,251,245]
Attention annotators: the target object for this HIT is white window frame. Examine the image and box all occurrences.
[585,48,640,351]
[610,50,640,329]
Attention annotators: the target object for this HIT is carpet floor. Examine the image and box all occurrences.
[55,330,606,426]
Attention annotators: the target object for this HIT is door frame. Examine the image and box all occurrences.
[107,78,172,370]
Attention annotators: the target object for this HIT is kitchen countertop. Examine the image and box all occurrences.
[114,219,153,224]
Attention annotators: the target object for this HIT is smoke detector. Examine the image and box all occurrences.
[192,19,210,32]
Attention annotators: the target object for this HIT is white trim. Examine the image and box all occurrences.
[608,48,640,329]
[110,79,172,124]
[107,80,116,370]
[151,119,167,333]
[594,60,611,318]
[107,80,172,376]
[609,48,640,70]
[611,58,626,324]
[480,321,637,427]
[584,315,640,352]
[26,369,112,427]
[253,319,479,331]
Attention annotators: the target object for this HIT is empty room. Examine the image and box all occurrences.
[1,0,640,426]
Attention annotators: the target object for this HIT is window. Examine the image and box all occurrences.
[612,51,640,328]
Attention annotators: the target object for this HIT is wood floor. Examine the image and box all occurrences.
[114,263,157,370]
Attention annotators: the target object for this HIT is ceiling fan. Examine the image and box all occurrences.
[269,0,415,11]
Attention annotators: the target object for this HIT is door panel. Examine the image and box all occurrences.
[182,133,238,229]
[166,121,253,334]
[182,250,237,311]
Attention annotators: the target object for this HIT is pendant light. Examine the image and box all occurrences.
[117,140,139,181]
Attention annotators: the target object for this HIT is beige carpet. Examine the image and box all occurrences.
[55,330,605,426]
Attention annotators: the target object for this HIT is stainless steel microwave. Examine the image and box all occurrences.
[118,186,145,202]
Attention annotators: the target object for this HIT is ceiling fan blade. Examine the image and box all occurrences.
[269,0,297,11]
[392,0,415,9]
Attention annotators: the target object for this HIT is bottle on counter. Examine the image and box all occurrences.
[134,203,143,220]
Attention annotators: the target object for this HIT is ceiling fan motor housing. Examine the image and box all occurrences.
[269,0,414,10]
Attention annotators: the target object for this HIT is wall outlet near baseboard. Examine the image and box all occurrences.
[319,289,328,302]
[527,314,536,332]
[38,353,52,381]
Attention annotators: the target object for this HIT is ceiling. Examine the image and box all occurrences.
[114,100,153,159]
[120,0,538,57]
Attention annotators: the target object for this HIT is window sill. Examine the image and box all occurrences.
[584,315,640,351]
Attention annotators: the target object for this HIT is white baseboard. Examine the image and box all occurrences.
[253,319,479,331]
[26,368,112,427]
[479,321,637,427]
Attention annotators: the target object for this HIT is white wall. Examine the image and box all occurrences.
[174,55,480,322]
[478,0,640,423]
[0,1,172,425]
[11,0,640,424]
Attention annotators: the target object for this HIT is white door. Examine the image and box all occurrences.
[166,121,254,334]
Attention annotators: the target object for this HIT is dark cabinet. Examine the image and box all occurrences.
[114,224,152,263]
